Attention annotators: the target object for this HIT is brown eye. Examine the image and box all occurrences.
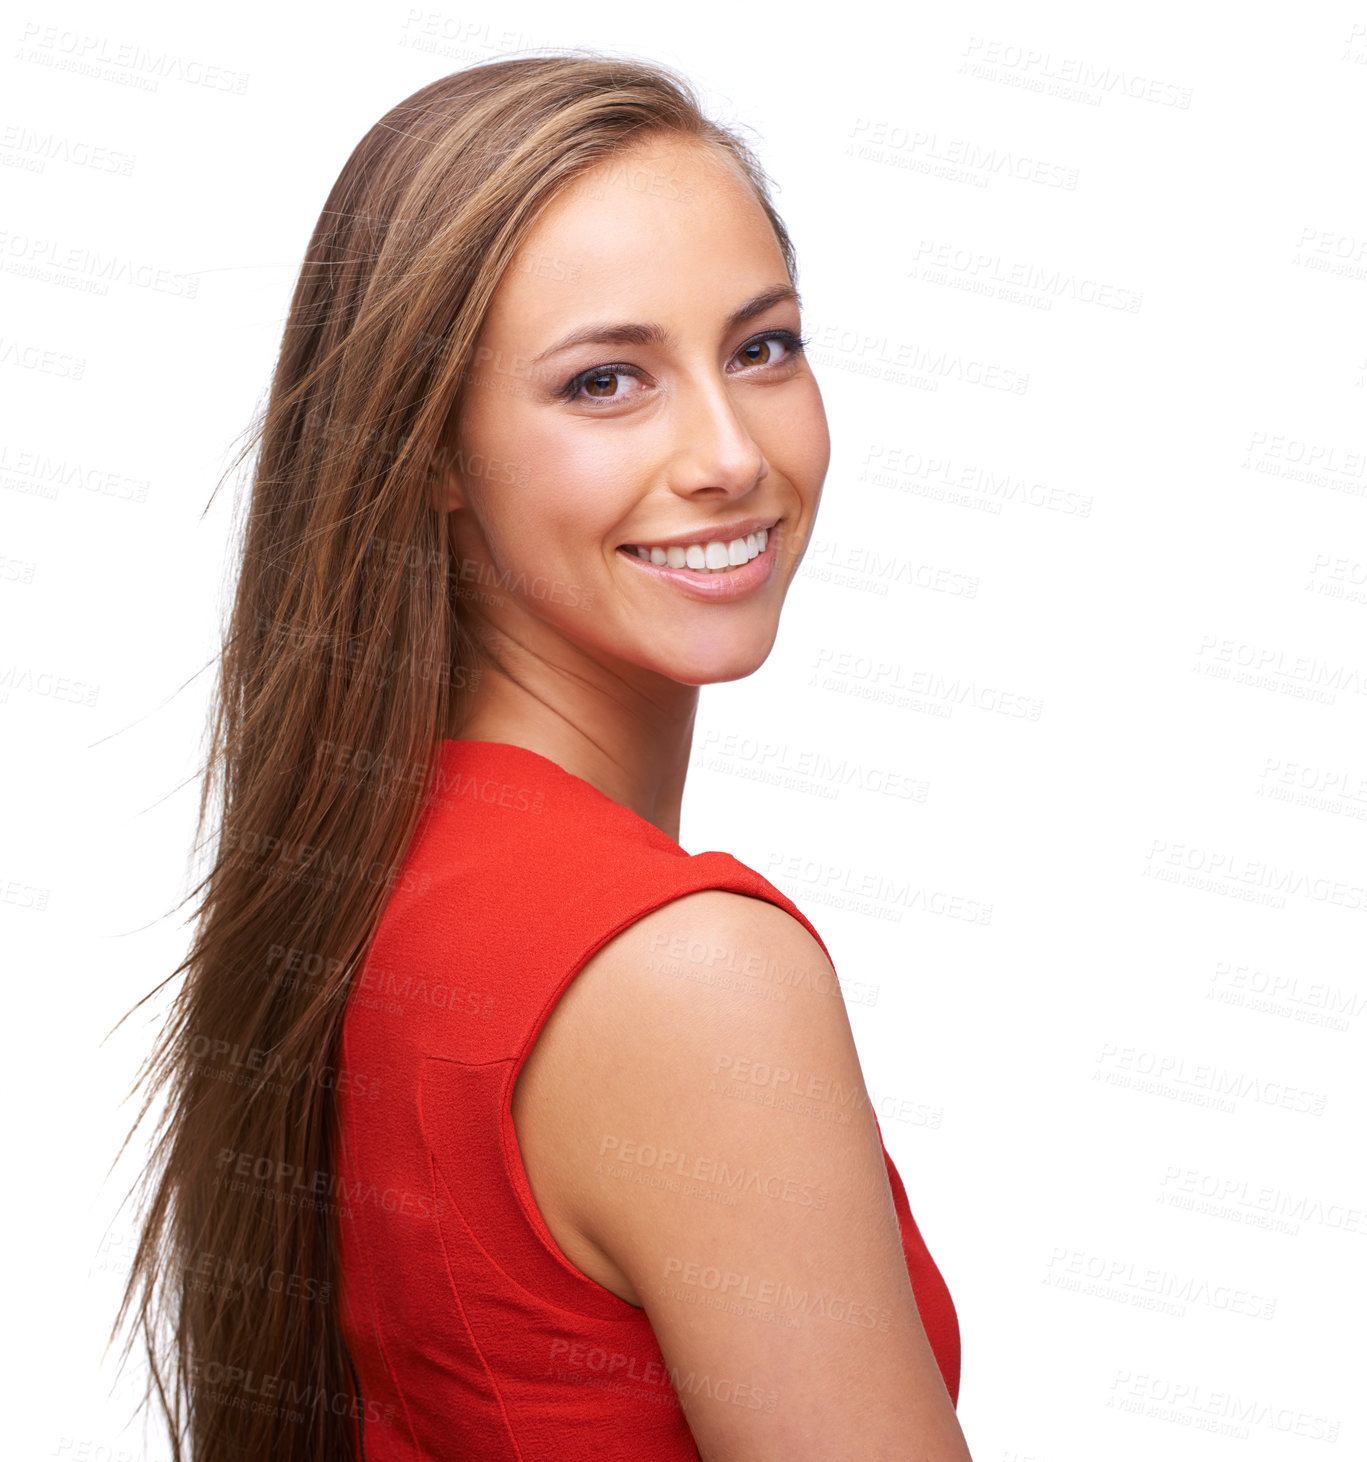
[734,333,800,371]
[558,363,645,405]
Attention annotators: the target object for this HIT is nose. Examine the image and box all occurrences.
[664,369,767,503]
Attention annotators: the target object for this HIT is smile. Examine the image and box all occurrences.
[616,523,781,603]
[621,526,770,574]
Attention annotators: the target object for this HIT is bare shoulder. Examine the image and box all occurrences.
[513,890,862,1231]
[536,887,856,1093]
[513,889,970,1461]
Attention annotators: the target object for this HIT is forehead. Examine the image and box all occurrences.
[482,136,788,342]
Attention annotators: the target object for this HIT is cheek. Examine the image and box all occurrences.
[803,414,832,485]
[507,422,643,556]
[468,457,628,611]
[762,381,830,487]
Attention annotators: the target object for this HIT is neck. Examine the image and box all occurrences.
[447,640,700,845]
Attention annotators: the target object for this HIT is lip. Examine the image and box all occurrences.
[617,519,782,604]
[617,514,780,552]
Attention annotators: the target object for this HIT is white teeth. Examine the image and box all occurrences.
[625,526,775,573]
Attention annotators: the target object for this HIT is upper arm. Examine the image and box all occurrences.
[513,889,970,1462]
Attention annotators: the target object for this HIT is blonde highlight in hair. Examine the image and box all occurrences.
[110,50,797,1462]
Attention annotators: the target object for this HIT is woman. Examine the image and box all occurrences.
[116,52,970,1462]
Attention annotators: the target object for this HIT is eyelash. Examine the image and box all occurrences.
[555,328,812,405]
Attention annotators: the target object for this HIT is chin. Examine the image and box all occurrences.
[647,631,779,687]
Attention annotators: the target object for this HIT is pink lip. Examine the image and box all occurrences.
[617,522,781,603]
[619,515,780,552]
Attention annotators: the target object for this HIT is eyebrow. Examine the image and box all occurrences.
[529,284,802,366]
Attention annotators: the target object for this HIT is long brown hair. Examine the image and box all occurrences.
[110,50,797,1462]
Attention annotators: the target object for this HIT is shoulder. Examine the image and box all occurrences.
[514,887,968,1456]
[413,744,824,980]
[512,888,862,1273]
[412,740,702,900]
[531,888,854,1112]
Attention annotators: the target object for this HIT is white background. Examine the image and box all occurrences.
[3,3,1365,1459]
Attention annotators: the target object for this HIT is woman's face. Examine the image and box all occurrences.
[441,132,829,689]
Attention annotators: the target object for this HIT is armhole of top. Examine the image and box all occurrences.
[497,852,840,1310]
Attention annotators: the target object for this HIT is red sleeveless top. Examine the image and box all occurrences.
[335,739,960,1459]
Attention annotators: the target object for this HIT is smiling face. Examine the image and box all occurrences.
[437,131,829,692]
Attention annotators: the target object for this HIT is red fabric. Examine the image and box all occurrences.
[336,739,960,1459]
